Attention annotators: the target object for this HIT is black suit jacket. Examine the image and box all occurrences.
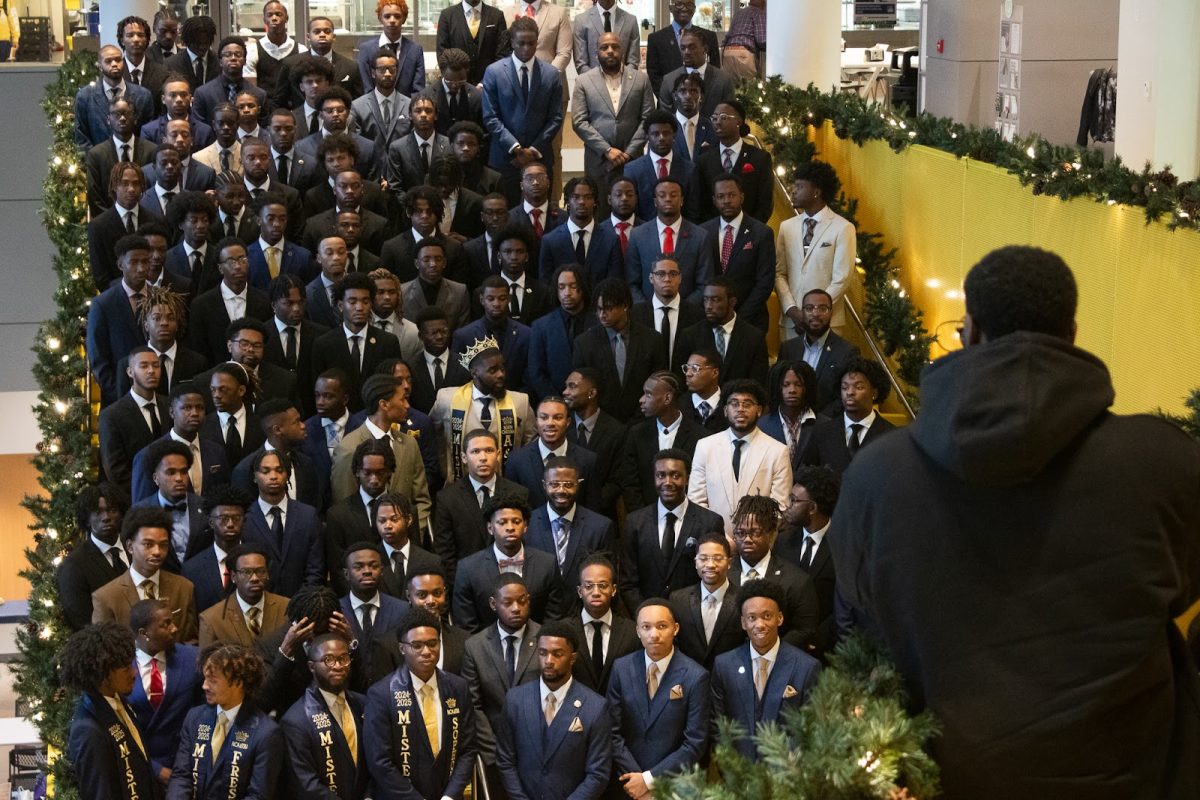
[407,350,470,414]
[501,274,555,325]
[378,230,472,285]
[572,321,667,420]
[728,553,821,650]
[88,204,165,290]
[323,492,374,594]
[262,318,330,418]
[99,393,172,491]
[778,330,861,414]
[115,345,208,397]
[566,613,639,694]
[303,178,391,220]
[775,524,837,657]
[645,25,721,94]
[377,541,444,598]
[310,324,404,412]
[210,210,261,247]
[432,476,528,586]
[568,410,625,518]
[164,48,220,91]
[124,59,170,116]
[701,214,777,332]
[676,317,769,387]
[86,137,158,216]
[449,188,486,241]
[799,414,896,474]
[452,545,565,632]
[618,414,707,511]
[185,284,272,364]
[273,51,363,109]
[198,407,267,467]
[432,80,485,135]
[619,500,725,612]
[630,298,704,372]
[57,538,128,630]
[668,583,746,670]
[191,361,301,413]
[695,141,775,224]
[301,206,392,255]
[683,391,729,435]
[436,2,508,85]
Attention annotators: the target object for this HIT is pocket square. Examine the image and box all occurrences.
[742,242,754,250]
[669,684,684,700]
[568,716,584,733]
[820,241,833,248]
[782,685,798,699]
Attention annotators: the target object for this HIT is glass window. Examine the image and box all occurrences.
[233,0,299,35]
[840,1,921,30]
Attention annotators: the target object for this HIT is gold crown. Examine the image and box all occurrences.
[459,335,500,371]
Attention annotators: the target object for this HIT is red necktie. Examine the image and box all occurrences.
[530,208,544,239]
[662,225,675,255]
[524,3,535,17]
[149,657,164,709]
[222,565,231,589]
[616,221,630,255]
[720,223,735,271]
[657,158,669,179]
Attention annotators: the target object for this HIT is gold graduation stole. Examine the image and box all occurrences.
[448,383,518,480]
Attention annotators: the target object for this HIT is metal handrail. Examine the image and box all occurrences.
[746,132,916,420]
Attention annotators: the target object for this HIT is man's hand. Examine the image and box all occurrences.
[785,306,805,336]
[619,772,650,799]
[279,616,315,657]
[327,610,354,641]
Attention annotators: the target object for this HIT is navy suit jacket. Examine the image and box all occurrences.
[131,432,230,503]
[302,412,366,485]
[673,114,719,163]
[163,241,219,293]
[339,592,409,642]
[503,440,600,511]
[68,691,163,800]
[191,77,268,127]
[527,308,598,401]
[86,282,146,406]
[481,56,564,175]
[701,214,777,333]
[452,545,565,632]
[357,35,426,95]
[711,641,822,760]
[451,317,532,391]
[363,667,478,800]
[525,505,616,595]
[536,221,622,287]
[305,276,341,328]
[242,498,325,597]
[166,703,284,800]
[623,152,701,223]
[127,644,204,777]
[141,112,216,150]
[625,219,713,305]
[608,648,710,779]
[182,546,233,613]
[74,81,155,149]
[280,684,369,800]
[140,159,219,202]
[295,130,379,180]
[246,239,316,290]
[496,679,613,800]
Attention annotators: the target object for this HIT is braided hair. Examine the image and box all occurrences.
[731,493,783,536]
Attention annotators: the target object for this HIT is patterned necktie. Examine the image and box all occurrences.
[148,657,164,709]
[140,579,157,600]
[421,685,440,756]
[721,223,735,270]
[246,605,261,636]
[714,326,727,358]
[746,566,760,580]
[647,662,660,698]
[697,400,711,421]
[754,656,769,699]
[524,2,536,17]
[211,711,228,763]
[220,148,231,173]
[479,397,493,426]
[803,217,817,248]
[335,695,358,765]
[722,148,734,172]
[732,438,744,481]
[529,208,543,238]
[616,221,630,255]
[324,418,340,455]
[657,157,668,179]
[662,225,675,255]
[552,517,569,570]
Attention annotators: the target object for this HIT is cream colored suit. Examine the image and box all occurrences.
[775,206,857,333]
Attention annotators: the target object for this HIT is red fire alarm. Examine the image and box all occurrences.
[936,38,944,53]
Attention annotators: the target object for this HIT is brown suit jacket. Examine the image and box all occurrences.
[330,422,433,529]
[198,591,291,649]
[92,570,199,644]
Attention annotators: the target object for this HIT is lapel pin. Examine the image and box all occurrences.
[738,665,746,674]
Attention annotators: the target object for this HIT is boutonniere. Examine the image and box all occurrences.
[684,536,696,549]
[568,716,584,732]
[369,337,377,345]
[741,163,755,174]
[782,685,798,699]
[669,684,684,700]
[573,699,582,708]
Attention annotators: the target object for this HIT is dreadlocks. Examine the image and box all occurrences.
[286,585,341,628]
[136,285,189,333]
[731,494,784,536]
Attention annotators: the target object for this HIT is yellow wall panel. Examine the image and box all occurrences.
[808,122,1200,415]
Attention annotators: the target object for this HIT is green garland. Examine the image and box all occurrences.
[13,48,101,800]
[1157,390,1200,440]
[657,632,941,800]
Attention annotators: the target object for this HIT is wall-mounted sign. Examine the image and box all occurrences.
[854,2,897,25]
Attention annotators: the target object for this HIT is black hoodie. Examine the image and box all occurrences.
[830,332,1200,800]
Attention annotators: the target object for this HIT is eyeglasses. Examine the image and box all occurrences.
[695,554,728,564]
[650,270,682,279]
[209,513,244,525]
[313,653,351,667]
[580,582,613,592]
[402,639,440,652]
[680,364,714,375]
[221,255,249,266]
[801,304,832,313]
[710,113,739,124]
[544,480,578,490]
[235,567,269,577]
[231,338,264,350]
[732,528,770,540]
[725,399,759,410]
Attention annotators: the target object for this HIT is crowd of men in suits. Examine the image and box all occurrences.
[62,1,907,798]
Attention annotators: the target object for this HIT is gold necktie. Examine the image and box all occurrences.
[647,662,660,699]
[746,568,760,581]
[266,246,281,278]
[421,685,440,757]
[140,579,157,599]
[468,8,480,37]
[211,711,229,763]
[544,691,557,725]
[335,695,357,765]
[754,656,769,699]
[246,606,261,636]
[113,699,147,758]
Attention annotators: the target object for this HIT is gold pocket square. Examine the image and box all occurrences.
[568,716,584,733]
[669,684,684,700]
[782,685,798,699]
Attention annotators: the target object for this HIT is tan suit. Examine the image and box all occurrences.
[92,570,199,644]
[198,591,290,649]
[775,207,857,332]
[429,385,536,478]
[506,1,572,71]
[192,139,242,175]
[330,422,433,529]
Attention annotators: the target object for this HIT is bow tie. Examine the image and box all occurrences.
[498,557,525,570]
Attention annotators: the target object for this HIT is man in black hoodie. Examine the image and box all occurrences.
[830,245,1200,800]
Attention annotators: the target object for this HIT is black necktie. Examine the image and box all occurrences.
[350,334,362,374]
[125,211,136,234]
[225,415,242,464]
[191,250,203,279]
[662,511,676,563]
[348,251,357,272]
[509,282,521,319]
[421,142,430,171]
[361,602,374,639]
[107,546,124,573]
[660,306,672,363]
[604,10,612,31]
[504,634,518,685]
[268,506,283,550]
[798,535,815,569]
[478,484,490,507]
[848,423,864,457]
[194,58,204,85]
[144,401,162,436]
[130,68,141,85]
[575,229,586,264]
[120,143,131,163]
[577,425,589,448]
[284,326,298,368]
[590,620,604,676]
[520,64,529,96]
[433,356,445,387]
[479,397,493,426]
[392,549,405,580]
[276,153,289,184]
[308,110,319,134]
[163,191,176,207]
[732,439,745,481]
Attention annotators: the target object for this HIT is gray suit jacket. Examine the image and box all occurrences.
[349,91,413,158]
[461,621,542,763]
[657,63,736,119]
[571,66,655,181]
[400,277,470,331]
[572,4,641,73]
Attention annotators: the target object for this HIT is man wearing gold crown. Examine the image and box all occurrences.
[430,335,535,481]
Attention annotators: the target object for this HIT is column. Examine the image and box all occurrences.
[765,0,840,91]
[1115,0,1200,178]
[99,0,159,47]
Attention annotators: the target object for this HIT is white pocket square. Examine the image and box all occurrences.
[568,716,584,733]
